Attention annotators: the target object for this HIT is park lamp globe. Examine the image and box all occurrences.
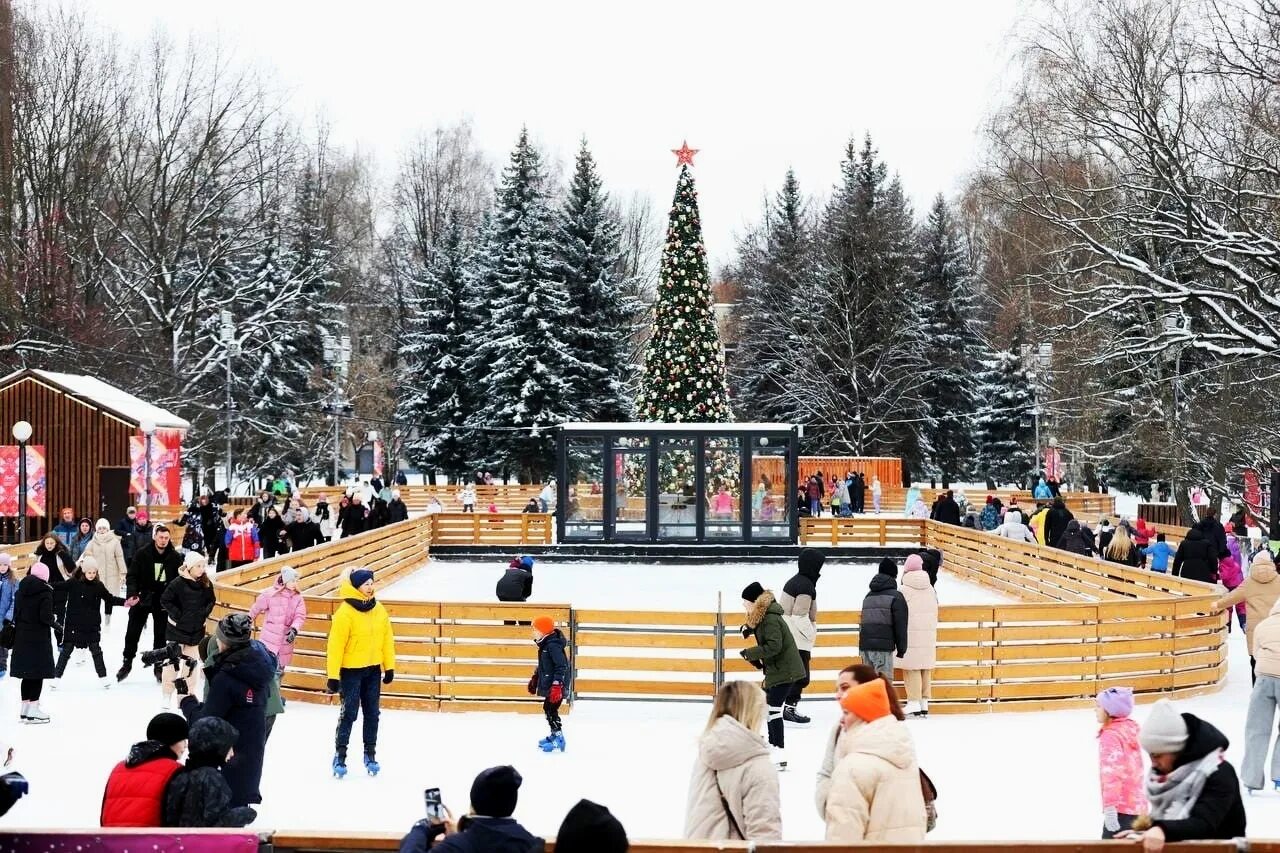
[139,419,157,436]
[11,421,31,443]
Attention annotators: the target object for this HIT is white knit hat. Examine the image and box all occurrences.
[1140,699,1189,755]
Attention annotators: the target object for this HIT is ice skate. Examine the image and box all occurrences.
[540,731,565,753]
[115,663,131,682]
[364,752,380,776]
[771,746,787,771]
[332,754,347,779]
[100,677,111,690]
[783,704,810,727]
[537,733,555,750]
[24,703,49,724]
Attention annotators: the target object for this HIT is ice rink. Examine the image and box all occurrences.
[2,560,1272,843]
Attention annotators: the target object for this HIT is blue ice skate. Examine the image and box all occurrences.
[332,754,347,779]
[540,731,565,753]
[364,753,380,776]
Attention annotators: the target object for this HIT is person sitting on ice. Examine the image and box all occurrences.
[1116,700,1246,850]
[163,717,256,828]
[399,765,543,852]
[100,712,189,827]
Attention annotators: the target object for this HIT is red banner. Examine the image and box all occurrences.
[0,445,46,517]
[129,429,184,504]
[1044,446,1063,481]
[2,833,257,853]
[373,438,385,478]
[1245,470,1263,516]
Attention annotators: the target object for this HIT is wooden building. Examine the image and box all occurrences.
[0,370,189,536]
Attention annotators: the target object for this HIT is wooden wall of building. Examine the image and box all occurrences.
[0,374,134,531]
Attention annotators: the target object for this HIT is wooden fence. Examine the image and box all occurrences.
[800,517,928,546]
[429,512,553,545]
[299,484,544,513]
[208,511,1227,715]
[879,487,1115,518]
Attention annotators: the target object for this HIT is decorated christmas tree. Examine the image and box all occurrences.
[635,143,733,496]
[635,143,731,423]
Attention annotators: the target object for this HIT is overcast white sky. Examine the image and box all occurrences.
[64,0,1023,264]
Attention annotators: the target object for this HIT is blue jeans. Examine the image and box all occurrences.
[335,665,381,757]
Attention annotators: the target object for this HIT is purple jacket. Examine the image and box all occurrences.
[249,580,306,670]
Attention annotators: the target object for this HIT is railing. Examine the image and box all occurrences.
[429,512,553,545]
[799,517,927,546]
[0,829,1260,852]
[299,484,545,513]
[880,487,1115,518]
[207,512,1227,716]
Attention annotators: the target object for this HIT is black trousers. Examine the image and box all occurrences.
[56,641,106,678]
[765,682,791,749]
[543,699,563,733]
[785,650,812,706]
[20,678,42,701]
[122,603,166,664]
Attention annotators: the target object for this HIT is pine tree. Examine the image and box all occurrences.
[916,194,982,484]
[468,129,582,482]
[554,139,634,421]
[813,135,928,469]
[730,168,811,423]
[635,163,730,422]
[973,344,1036,488]
[398,214,477,480]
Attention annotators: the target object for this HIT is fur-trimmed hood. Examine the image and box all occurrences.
[745,591,779,628]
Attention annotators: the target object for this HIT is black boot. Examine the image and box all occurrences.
[153,663,163,683]
[116,662,132,682]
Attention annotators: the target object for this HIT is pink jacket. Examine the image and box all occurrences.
[249,580,306,670]
[1098,718,1146,815]
[1220,556,1246,619]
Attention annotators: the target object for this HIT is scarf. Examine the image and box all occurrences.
[1145,749,1223,820]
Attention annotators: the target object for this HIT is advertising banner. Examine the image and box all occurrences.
[130,430,184,504]
[0,445,47,517]
[2,832,258,853]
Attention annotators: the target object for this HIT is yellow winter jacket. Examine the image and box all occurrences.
[326,579,396,678]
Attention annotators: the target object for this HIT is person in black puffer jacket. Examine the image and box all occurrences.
[285,509,323,553]
[778,548,823,726]
[919,549,942,587]
[162,717,256,828]
[387,491,409,524]
[1196,514,1230,560]
[496,557,534,603]
[1173,527,1219,585]
[33,533,75,647]
[1056,519,1097,557]
[160,553,216,705]
[1046,498,1075,553]
[54,556,129,683]
[858,558,908,678]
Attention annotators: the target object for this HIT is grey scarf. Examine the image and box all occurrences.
[1145,750,1222,820]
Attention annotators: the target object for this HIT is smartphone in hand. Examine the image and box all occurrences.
[424,788,446,825]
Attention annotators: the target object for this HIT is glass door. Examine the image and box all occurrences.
[610,436,650,540]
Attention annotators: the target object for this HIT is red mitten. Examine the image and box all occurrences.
[548,682,563,704]
[527,671,537,695]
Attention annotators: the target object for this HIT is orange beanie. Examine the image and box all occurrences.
[532,616,555,635]
[839,677,891,723]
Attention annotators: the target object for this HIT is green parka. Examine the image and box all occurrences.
[741,591,805,688]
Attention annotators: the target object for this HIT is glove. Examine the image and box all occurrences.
[527,671,537,695]
[285,627,297,644]
[174,677,188,696]
[1103,807,1120,834]
[740,624,752,639]
[383,669,394,685]
[326,678,340,694]
[548,682,563,704]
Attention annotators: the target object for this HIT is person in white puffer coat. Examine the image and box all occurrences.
[995,510,1037,543]
[895,554,938,717]
[684,680,782,841]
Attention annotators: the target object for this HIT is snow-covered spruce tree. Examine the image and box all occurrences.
[916,194,982,485]
[635,161,731,423]
[729,168,811,424]
[554,139,635,422]
[973,344,1036,489]
[808,134,929,470]
[467,129,582,482]
[397,214,478,481]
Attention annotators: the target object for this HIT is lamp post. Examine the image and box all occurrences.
[11,420,31,542]
[1022,343,1053,479]
[221,311,238,494]
[140,419,156,509]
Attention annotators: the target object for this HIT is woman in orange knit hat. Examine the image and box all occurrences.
[824,678,926,842]
[528,615,569,753]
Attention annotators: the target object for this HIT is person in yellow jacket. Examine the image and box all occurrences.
[325,567,395,779]
[1029,504,1050,546]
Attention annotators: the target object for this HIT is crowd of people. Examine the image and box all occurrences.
[797,470,884,518]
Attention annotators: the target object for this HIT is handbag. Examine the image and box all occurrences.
[0,621,14,650]
[713,770,746,840]
[920,767,938,832]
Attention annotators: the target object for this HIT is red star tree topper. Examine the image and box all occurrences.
[672,140,699,166]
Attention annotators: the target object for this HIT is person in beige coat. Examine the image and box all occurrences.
[825,677,926,843]
[79,519,128,625]
[684,680,782,841]
[895,553,938,717]
[1215,550,1280,683]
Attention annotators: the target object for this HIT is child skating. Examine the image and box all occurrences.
[1096,686,1146,838]
[528,615,569,753]
[53,555,134,687]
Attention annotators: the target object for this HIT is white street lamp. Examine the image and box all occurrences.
[11,421,31,541]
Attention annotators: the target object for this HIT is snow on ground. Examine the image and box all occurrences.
[382,558,1013,610]
[4,572,1273,842]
